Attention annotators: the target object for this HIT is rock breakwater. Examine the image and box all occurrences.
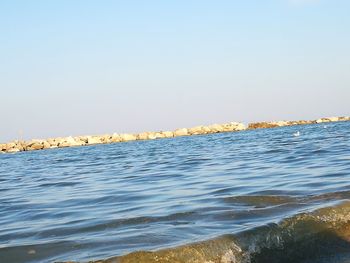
[1,116,349,154]
[248,116,350,129]
[0,122,245,154]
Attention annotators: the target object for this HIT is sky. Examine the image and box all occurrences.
[0,0,349,142]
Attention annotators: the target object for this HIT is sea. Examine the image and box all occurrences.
[1,121,350,263]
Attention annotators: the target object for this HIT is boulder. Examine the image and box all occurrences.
[316,118,327,124]
[137,132,150,140]
[75,136,88,144]
[155,132,166,139]
[327,117,340,122]
[147,132,157,140]
[235,123,246,131]
[74,137,87,145]
[0,144,7,151]
[87,136,102,145]
[58,136,83,148]
[66,136,82,146]
[58,141,70,148]
[4,141,24,152]
[6,142,17,151]
[339,116,350,121]
[31,143,44,150]
[26,140,44,151]
[248,122,279,129]
[188,126,204,135]
[15,141,25,151]
[208,124,224,133]
[99,134,111,144]
[42,141,51,149]
[161,131,174,138]
[53,137,65,146]
[295,120,315,125]
[47,138,58,147]
[221,123,233,132]
[111,133,122,143]
[174,128,188,137]
[274,121,289,127]
[119,134,137,142]
[7,148,20,153]
[201,126,211,133]
[221,122,246,132]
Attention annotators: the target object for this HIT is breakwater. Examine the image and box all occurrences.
[1,116,349,154]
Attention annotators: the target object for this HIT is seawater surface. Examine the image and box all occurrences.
[1,122,350,263]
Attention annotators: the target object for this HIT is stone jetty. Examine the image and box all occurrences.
[1,116,349,154]
[247,116,350,129]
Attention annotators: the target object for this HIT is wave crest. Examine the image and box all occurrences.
[95,202,350,263]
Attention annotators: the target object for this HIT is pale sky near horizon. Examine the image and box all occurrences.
[0,0,349,142]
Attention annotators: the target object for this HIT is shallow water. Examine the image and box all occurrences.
[1,122,350,263]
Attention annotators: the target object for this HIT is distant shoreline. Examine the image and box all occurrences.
[1,116,349,154]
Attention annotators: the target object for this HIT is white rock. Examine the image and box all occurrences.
[235,123,246,131]
[188,126,204,135]
[7,148,20,153]
[148,132,157,140]
[87,136,102,145]
[119,134,136,142]
[161,131,174,138]
[111,133,122,143]
[65,136,82,146]
[326,117,339,122]
[208,124,224,133]
[174,128,189,137]
[137,132,149,140]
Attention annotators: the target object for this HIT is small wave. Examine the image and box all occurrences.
[38,181,79,188]
[79,201,350,263]
[222,195,298,208]
[37,212,197,239]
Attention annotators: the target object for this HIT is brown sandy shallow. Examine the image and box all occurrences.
[1,116,349,154]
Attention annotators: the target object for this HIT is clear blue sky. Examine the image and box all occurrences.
[1,0,349,142]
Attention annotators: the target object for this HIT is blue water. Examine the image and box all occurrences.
[1,122,350,263]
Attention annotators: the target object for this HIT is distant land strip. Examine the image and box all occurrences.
[1,116,349,154]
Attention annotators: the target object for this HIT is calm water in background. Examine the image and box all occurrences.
[1,122,350,263]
